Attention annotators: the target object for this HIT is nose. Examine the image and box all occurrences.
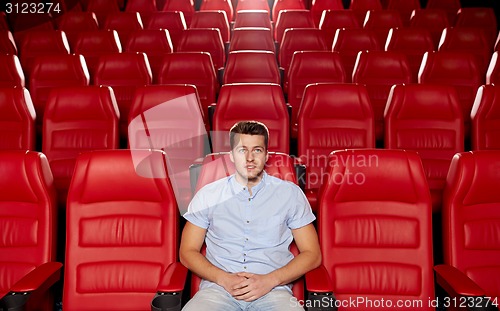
[246,151,254,162]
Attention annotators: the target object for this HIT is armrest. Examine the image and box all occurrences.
[294,162,306,191]
[156,262,188,293]
[208,103,216,130]
[305,265,334,293]
[10,262,62,293]
[434,264,485,297]
[189,162,203,194]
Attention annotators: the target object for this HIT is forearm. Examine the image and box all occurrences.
[180,249,228,285]
[269,249,322,286]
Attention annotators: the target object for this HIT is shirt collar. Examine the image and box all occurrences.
[229,171,267,197]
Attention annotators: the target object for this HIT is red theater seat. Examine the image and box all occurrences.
[56,12,99,48]
[272,0,306,22]
[223,50,280,84]
[307,149,436,310]
[386,0,420,26]
[455,7,498,45]
[0,30,17,55]
[42,85,120,207]
[0,87,36,151]
[63,149,186,310]
[409,9,450,48]
[362,9,403,46]
[0,54,25,88]
[200,0,234,22]
[161,0,195,26]
[212,83,289,153]
[85,0,120,26]
[177,28,226,71]
[348,0,382,26]
[297,83,375,212]
[319,10,361,47]
[125,0,158,24]
[311,0,344,27]
[145,11,187,51]
[384,84,464,212]
[425,0,460,25]
[102,12,144,46]
[190,11,230,44]
[274,10,315,44]
[229,27,275,52]
[0,150,61,311]
[233,9,272,28]
[235,0,270,14]
[471,85,500,151]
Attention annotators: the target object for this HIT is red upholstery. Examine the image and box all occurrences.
[190,11,230,43]
[93,52,152,139]
[0,87,36,151]
[319,10,361,48]
[272,0,305,22]
[385,27,435,82]
[384,84,464,212]
[9,12,54,43]
[349,0,382,26]
[418,51,484,138]
[28,54,90,124]
[441,150,500,306]
[177,28,225,71]
[312,149,435,310]
[102,12,144,46]
[310,0,344,27]
[386,0,420,26]
[229,27,275,52]
[279,28,328,75]
[85,0,120,26]
[0,54,25,88]
[42,85,119,207]
[200,0,234,22]
[223,50,280,84]
[125,29,173,81]
[438,27,494,73]
[0,30,17,55]
[352,50,412,141]
[470,85,500,150]
[125,0,157,24]
[455,8,498,45]
[409,9,450,48]
[297,83,375,212]
[234,9,272,28]
[425,0,460,25]
[63,149,183,310]
[128,85,208,211]
[72,30,122,76]
[488,51,500,85]
[362,9,403,47]
[56,12,99,48]
[0,150,58,309]
[212,83,289,153]
[235,0,270,13]
[0,12,8,30]
[274,10,315,44]
[144,11,187,51]
[161,0,195,26]
[157,52,219,123]
[332,28,380,82]
[287,51,346,136]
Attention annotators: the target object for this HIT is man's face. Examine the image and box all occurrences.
[230,134,268,185]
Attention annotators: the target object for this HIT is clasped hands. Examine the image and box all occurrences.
[220,272,279,302]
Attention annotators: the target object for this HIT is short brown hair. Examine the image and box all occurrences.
[229,121,269,150]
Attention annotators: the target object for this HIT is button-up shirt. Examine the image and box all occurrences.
[184,171,315,292]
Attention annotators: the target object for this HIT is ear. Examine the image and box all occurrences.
[265,150,269,163]
[229,150,235,163]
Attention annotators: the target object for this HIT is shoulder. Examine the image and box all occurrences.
[265,174,301,193]
[196,176,230,197]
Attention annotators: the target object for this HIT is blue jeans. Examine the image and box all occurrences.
[182,287,305,311]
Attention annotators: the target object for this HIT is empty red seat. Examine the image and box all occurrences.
[297,83,375,211]
[0,30,17,55]
[386,0,420,26]
[56,12,99,47]
[229,27,275,52]
[274,9,315,44]
[93,52,152,139]
[352,50,412,141]
[332,28,380,82]
[43,85,119,207]
[0,54,25,88]
[161,0,195,26]
[145,11,187,50]
[125,0,157,24]
[0,87,36,151]
[349,0,382,26]
[409,9,450,48]
[310,0,344,27]
[212,83,289,153]
[9,11,55,43]
[385,84,463,212]
[425,0,460,25]
[157,52,219,123]
[319,10,361,47]
[223,50,280,84]
[235,0,270,13]
[0,150,61,310]
[128,84,208,211]
[470,85,500,150]
[102,12,144,46]
[189,10,230,44]
[455,7,498,45]
[362,9,403,46]
[272,0,306,22]
[177,28,226,71]
[200,0,234,21]
[63,149,186,310]
[279,28,328,75]
[125,29,173,81]
[233,9,272,28]
[85,0,120,26]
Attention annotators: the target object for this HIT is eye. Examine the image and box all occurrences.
[237,148,247,154]
[253,148,263,153]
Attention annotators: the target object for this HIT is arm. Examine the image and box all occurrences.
[179,222,247,295]
[234,223,322,301]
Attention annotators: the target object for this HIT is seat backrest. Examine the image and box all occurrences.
[43,85,119,206]
[487,50,500,85]
[57,12,99,47]
[319,10,361,47]
[190,10,230,43]
[386,0,420,26]
[425,0,460,24]
[409,9,450,48]
[362,9,403,46]
[200,0,234,22]
[279,28,328,74]
[233,9,272,28]
[144,11,187,50]
[212,83,289,153]
[274,9,315,44]
[28,54,90,121]
[235,0,270,13]
[384,84,463,212]
[223,50,280,84]
[352,50,412,141]
[102,11,144,46]
[85,0,120,26]
[72,30,122,76]
[63,149,179,309]
[0,30,17,55]
[318,149,435,310]
[311,0,344,27]
[177,28,225,70]
[157,52,218,122]
[0,150,57,298]
[349,0,382,25]
[161,0,195,25]
[332,28,380,82]
[0,54,25,88]
[470,84,500,150]
[229,27,275,52]
[272,0,306,22]
[125,0,157,15]
[0,87,36,151]
[442,150,500,301]
[455,7,498,44]
[297,83,375,191]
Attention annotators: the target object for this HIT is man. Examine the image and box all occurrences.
[180,121,321,311]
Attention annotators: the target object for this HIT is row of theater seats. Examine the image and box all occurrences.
[1,148,499,310]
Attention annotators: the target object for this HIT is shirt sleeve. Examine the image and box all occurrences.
[287,185,316,230]
[183,191,210,229]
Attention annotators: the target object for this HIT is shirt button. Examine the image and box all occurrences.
[246,220,249,224]
[245,238,248,241]
[244,266,247,269]
[248,198,251,201]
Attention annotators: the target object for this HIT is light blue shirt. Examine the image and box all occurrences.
[184,171,316,293]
